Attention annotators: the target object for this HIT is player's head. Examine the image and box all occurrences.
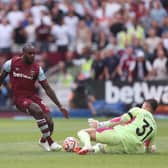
[22,43,36,64]
[142,99,158,113]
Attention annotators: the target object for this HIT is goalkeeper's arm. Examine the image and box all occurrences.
[88,117,124,129]
[88,107,140,129]
[144,135,156,153]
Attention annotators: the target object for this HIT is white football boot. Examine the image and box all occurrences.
[50,142,62,151]
[38,140,51,151]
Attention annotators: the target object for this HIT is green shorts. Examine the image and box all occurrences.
[96,127,125,153]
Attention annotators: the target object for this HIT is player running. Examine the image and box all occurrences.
[76,99,158,154]
[0,43,69,151]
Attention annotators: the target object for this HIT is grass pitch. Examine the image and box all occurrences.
[0,118,168,168]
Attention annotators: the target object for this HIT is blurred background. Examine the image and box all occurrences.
[0,0,168,118]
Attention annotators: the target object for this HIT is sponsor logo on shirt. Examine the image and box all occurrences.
[13,71,33,80]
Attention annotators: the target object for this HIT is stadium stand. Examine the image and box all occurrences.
[0,0,168,117]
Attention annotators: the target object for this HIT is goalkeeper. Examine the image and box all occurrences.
[77,99,158,155]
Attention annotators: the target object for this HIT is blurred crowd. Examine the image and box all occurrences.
[0,0,168,109]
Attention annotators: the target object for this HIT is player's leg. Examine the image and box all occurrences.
[31,95,54,135]
[93,143,125,154]
[31,97,61,151]
[78,128,96,146]
[77,127,115,151]
[93,129,124,154]
[28,102,62,151]
[78,127,123,154]
[77,128,96,154]
[15,97,61,151]
[28,102,53,150]
[43,112,54,135]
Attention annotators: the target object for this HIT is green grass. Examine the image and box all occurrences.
[0,118,168,168]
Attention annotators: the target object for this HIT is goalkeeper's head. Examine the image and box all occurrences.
[142,99,158,114]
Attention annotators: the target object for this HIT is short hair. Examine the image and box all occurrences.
[144,99,158,112]
[22,43,35,52]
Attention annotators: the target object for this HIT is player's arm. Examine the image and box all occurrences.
[88,107,140,128]
[0,70,8,87]
[38,67,69,118]
[40,80,69,118]
[88,117,122,129]
[0,60,11,88]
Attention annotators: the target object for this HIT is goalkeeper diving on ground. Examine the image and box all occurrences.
[75,99,158,155]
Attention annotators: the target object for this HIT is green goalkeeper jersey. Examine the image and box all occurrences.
[114,107,157,153]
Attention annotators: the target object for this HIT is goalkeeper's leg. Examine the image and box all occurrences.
[92,143,106,153]
[77,128,96,154]
[93,143,125,154]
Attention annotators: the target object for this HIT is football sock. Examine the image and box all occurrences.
[77,130,92,148]
[46,136,54,146]
[36,118,53,145]
[40,137,46,143]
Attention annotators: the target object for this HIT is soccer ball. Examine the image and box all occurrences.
[63,137,79,152]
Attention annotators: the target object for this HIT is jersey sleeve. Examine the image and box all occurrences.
[38,66,46,81]
[2,59,12,73]
[121,107,141,122]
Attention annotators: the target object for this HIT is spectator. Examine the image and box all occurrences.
[0,18,13,54]
[25,15,36,43]
[51,3,64,24]
[104,49,120,80]
[118,46,136,82]
[110,10,126,37]
[91,19,105,47]
[132,37,143,54]
[13,21,27,52]
[134,1,146,21]
[41,9,52,26]
[6,4,25,28]
[152,48,168,80]
[161,16,168,34]
[97,31,109,50]
[56,61,74,87]
[51,17,69,60]
[76,19,92,55]
[91,51,106,80]
[64,5,79,51]
[162,31,168,52]
[80,47,93,79]
[161,0,168,11]
[105,0,121,19]
[140,9,152,35]
[73,0,87,19]
[150,19,163,36]
[142,42,155,63]
[30,0,48,26]
[117,28,128,49]
[150,0,167,26]
[132,50,153,81]
[126,15,145,45]
[105,35,120,54]
[69,79,98,116]
[145,28,161,54]
[0,2,9,21]
[35,19,51,51]
[94,1,110,30]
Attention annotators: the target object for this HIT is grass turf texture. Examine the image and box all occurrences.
[0,118,167,168]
